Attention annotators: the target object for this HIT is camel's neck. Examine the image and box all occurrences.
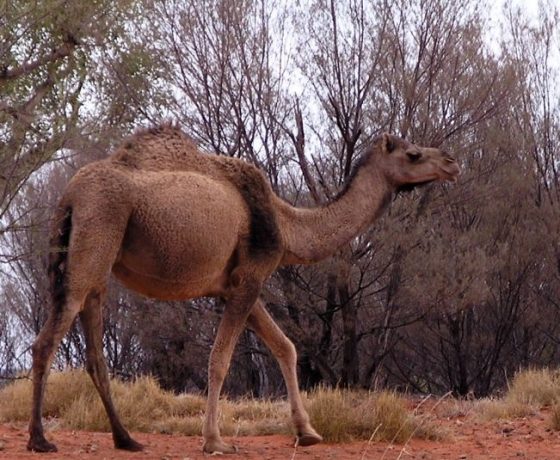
[278,155,393,264]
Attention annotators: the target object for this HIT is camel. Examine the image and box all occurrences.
[27,124,460,454]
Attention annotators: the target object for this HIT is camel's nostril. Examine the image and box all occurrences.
[445,157,456,163]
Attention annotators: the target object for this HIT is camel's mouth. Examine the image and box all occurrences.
[440,170,459,183]
[395,158,460,193]
[439,163,461,181]
[397,180,434,193]
[397,168,459,193]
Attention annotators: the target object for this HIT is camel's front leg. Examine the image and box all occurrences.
[247,299,322,447]
[202,277,260,454]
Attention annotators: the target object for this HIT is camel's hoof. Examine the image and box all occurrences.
[114,435,144,452]
[203,438,238,455]
[27,436,58,453]
[295,431,323,447]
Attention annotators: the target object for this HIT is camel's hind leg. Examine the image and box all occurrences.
[247,299,322,447]
[79,290,142,451]
[28,202,130,452]
[27,297,83,452]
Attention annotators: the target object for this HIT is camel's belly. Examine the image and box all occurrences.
[112,260,228,300]
[112,172,247,299]
[113,220,240,299]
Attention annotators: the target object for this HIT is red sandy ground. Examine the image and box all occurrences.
[1,403,560,459]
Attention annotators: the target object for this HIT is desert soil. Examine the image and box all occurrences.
[1,403,560,459]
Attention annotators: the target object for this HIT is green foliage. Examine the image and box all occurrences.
[0,0,165,229]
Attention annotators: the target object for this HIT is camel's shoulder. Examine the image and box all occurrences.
[210,157,281,256]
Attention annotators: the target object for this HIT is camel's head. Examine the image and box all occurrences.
[376,133,460,192]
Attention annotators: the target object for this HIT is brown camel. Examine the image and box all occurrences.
[27,124,460,454]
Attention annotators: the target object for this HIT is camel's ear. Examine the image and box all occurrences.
[382,133,397,154]
[381,133,397,153]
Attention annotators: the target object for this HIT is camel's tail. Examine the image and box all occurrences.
[48,205,73,312]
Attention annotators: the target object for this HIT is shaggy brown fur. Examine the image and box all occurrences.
[27,124,460,454]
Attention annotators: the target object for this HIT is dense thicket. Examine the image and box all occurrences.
[1,0,559,398]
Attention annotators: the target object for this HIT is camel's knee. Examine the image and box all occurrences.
[30,337,50,367]
[30,329,59,367]
[285,339,297,361]
[84,347,108,381]
[272,336,297,366]
[84,353,97,377]
[31,337,42,358]
[31,301,82,367]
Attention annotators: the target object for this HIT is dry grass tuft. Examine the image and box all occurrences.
[507,368,560,406]
[306,386,441,443]
[477,368,560,422]
[0,370,98,422]
[488,368,560,431]
[0,370,290,437]
[152,415,203,436]
[226,397,290,436]
[475,398,536,421]
[0,370,438,443]
[434,398,475,419]
[0,377,33,422]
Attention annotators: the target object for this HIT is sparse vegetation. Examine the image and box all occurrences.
[475,398,536,421]
[0,370,209,434]
[309,387,414,442]
[0,370,283,437]
[304,386,442,443]
[507,369,560,406]
[0,370,440,443]
[477,369,560,424]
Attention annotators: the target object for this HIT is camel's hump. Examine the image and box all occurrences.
[108,123,282,258]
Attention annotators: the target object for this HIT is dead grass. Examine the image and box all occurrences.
[305,386,442,443]
[434,398,475,419]
[9,368,560,439]
[0,370,290,437]
[0,370,438,444]
[477,368,560,423]
[508,368,560,406]
[475,398,536,421]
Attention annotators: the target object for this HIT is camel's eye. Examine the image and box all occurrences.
[406,151,422,162]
